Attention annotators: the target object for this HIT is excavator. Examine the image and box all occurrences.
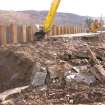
[35,0,104,40]
[86,18,104,33]
[35,0,61,40]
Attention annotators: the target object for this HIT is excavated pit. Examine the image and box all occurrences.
[0,47,34,92]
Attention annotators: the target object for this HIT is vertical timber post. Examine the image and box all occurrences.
[69,26,71,34]
[11,24,18,44]
[0,25,7,46]
[22,25,27,43]
[54,25,56,35]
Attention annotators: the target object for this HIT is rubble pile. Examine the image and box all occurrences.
[0,36,105,105]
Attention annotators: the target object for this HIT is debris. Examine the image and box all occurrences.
[65,72,96,85]
[31,71,48,87]
[0,85,29,101]
[72,66,80,73]
[0,36,105,104]
[2,99,14,105]
[73,65,90,73]
[86,44,105,82]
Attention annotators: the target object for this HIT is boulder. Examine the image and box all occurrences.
[48,61,72,80]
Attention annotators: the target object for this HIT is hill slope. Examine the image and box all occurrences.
[0,10,88,25]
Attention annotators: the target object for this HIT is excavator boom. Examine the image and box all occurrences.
[34,0,61,41]
[43,0,61,32]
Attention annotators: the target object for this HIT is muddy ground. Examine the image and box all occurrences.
[0,34,105,105]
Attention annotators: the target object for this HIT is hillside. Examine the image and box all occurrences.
[21,10,88,25]
[0,10,88,25]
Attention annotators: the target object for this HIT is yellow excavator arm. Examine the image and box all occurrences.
[43,0,61,32]
[35,0,61,40]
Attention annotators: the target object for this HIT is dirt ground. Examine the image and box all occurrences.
[0,34,105,105]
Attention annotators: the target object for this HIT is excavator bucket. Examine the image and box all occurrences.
[34,25,46,41]
[34,30,46,41]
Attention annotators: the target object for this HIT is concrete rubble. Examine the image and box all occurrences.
[65,72,96,85]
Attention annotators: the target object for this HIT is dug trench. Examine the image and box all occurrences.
[0,34,105,104]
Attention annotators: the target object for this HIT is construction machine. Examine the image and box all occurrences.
[86,18,104,33]
[35,0,61,40]
[35,0,104,40]
[89,19,103,33]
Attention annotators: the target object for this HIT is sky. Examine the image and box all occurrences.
[0,0,104,17]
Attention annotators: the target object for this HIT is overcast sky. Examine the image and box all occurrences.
[0,0,104,17]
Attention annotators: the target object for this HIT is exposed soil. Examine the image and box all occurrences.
[0,34,105,105]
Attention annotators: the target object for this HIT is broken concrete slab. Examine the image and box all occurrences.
[31,72,47,87]
[65,72,96,85]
